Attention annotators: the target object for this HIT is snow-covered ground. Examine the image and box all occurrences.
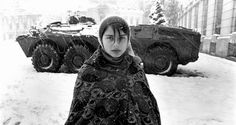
[0,40,235,125]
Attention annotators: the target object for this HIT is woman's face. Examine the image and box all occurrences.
[102,26,128,58]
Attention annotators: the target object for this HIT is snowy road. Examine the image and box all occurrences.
[0,41,236,125]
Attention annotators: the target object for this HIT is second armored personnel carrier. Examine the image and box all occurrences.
[130,25,201,75]
[16,22,201,76]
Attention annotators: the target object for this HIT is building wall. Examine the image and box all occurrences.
[221,0,234,35]
[0,12,41,41]
[178,0,236,58]
[119,9,143,26]
[82,0,143,26]
[84,7,143,26]
[178,0,236,37]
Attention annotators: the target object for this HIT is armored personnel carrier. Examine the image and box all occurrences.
[130,25,201,75]
[16,23,201,76]
[16,22,99,73]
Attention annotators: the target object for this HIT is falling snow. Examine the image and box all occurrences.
[0,41,235,125]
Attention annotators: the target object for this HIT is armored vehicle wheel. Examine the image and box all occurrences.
[64,45,91,73]
[32,44,61,72]
[144,46,178,76]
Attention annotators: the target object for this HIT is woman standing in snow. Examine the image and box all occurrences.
[64,16,161,125]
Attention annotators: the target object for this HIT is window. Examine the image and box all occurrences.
[185,13,187,27]
[194,3,199,29]
[234,16,236,32]
[188,8,192,28]
[213,0,223,34]
[9,22,13,30]
[202,0,209,35]
[130,17,133,25]
[232,0,236,32]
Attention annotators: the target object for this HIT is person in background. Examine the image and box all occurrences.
[64,16,161,125]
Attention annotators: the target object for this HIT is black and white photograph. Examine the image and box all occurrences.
[0,0,236,124]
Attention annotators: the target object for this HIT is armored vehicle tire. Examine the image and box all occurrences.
[32,44,61,72]
[64,45,91,73]
[144,46,178,76]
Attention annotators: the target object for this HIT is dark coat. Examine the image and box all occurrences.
[65,47,161,125]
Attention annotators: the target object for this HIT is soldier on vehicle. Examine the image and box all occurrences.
[64,16,161,125]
